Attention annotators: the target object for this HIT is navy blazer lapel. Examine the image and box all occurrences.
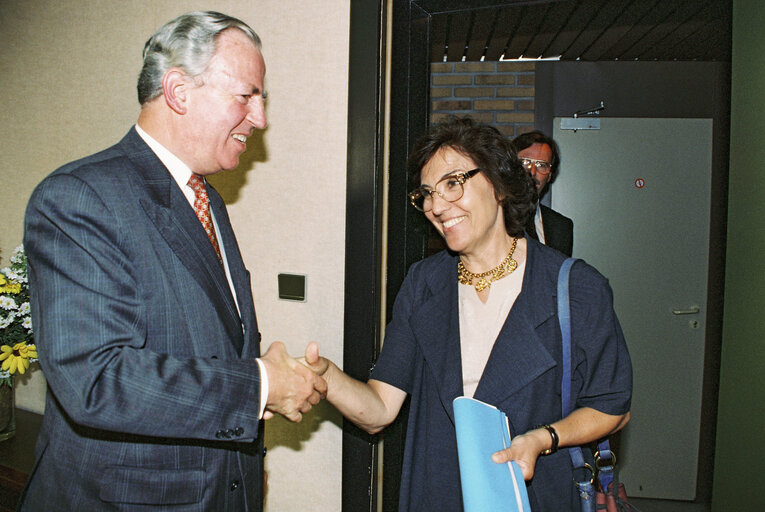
[473,238,558,408]
[120,129,244,350]
[409,254,464,424]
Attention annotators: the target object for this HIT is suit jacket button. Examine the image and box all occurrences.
[234,427,244,436]
[230,479,240,491]
[215,430,225,439]
[262,446,267,457]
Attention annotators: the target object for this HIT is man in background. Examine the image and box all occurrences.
[513,130,574,256]
[20,11,325,511]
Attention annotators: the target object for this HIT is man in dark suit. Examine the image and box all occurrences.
[20,11,326,511]
[512,131,574,256]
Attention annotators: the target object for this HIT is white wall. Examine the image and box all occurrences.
[0,2,349,510]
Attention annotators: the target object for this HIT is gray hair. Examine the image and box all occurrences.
[137,11,261,105]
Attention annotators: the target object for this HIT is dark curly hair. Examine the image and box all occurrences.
[409,116,537,237]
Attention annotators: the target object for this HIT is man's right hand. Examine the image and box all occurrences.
[260,341,327,422]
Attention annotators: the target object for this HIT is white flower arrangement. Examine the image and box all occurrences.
[0,245,37,386]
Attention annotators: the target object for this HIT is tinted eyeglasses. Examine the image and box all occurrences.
[520,158,552,175]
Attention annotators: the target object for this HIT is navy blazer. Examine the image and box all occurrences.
[21,128,265,511]
[372,237,632,511]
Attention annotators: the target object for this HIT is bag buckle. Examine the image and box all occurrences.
[595,449,616,469]
[572,462,596,485]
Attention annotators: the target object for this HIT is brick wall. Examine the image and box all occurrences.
[430,61,536,137]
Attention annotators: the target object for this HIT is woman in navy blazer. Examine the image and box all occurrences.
[305,117,632,510]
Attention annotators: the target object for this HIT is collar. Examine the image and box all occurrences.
[135,124,195,206]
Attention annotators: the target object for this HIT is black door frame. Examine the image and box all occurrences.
[380,3,432,511]
[343,2,432,510]
[341,2,388,511]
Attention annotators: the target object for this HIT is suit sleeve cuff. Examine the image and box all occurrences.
[256,358,269,419]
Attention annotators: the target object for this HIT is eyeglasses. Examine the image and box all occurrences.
[520,158,552,175]
[408,169,481,212]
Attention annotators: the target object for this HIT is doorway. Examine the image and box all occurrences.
[355,1,730,510]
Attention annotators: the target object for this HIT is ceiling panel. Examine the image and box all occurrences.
[502,5,550,59]
[415,0,731,62]
[463,9,497,61]
[482,7,522,61]
[540,0,611,58]
[522,1,581,58]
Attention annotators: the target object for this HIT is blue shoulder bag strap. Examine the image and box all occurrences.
[557,258,614,495]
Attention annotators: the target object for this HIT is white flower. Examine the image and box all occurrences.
[19,302,30,315]
[22,316,32,331]
[0,296,17,310]
[9,245,24,264]
[4,269,24,284]
[0,315,13,329]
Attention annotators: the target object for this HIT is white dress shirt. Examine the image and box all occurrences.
[534,204,546,244]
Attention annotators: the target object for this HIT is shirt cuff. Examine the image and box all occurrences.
[256,358,269,419]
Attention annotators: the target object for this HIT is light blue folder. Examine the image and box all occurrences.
[453,397,532,512]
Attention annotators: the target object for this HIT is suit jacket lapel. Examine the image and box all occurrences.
[120,129,244,352]
[208,186,259,356]
[473,239,557,407]
[540,204,572,256]
[409,254,464,424]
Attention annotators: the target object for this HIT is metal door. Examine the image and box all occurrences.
[552,117,712,499]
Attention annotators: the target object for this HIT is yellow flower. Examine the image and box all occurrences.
[0,272,22,294]
[0,282,22,294]
[0,342,35,375]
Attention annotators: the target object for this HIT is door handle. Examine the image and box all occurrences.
[672,305,700,315]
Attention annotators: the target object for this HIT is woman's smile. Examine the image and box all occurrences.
[442,216,466,230]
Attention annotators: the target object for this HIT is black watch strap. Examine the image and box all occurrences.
[537,424,559,455]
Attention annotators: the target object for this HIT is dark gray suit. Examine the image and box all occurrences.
[538,204,574,257]
[21,128,265,511]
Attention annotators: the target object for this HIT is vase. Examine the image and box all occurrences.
[0,379,15,441]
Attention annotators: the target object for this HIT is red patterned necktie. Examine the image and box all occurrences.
[187,174,223,264]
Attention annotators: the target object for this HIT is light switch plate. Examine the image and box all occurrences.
[278,273,306,302]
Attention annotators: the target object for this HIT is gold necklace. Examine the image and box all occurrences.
[457,238,519,292]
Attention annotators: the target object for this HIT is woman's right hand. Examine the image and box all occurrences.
[298,341,408,434]
[300,341,330,376]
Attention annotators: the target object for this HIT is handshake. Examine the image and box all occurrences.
[259,341,329,422]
